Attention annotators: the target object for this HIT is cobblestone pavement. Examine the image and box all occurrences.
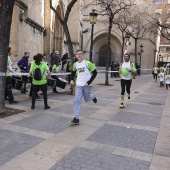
[0,73,170,170]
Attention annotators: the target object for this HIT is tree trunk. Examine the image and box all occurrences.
[0,0,15,113]
[105,17,112,85]
[121,35,125,63]
[63,23,74,65]
[135,38,137,64]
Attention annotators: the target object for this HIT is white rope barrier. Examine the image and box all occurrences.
[0,69,153,76]
[0,72,71,76]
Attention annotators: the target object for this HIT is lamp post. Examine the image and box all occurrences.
[153,49,157,64]
[139,44,144,69]
[123,32,130,56]
[89,9,98,62]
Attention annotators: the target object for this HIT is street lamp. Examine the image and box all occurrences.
[153,49,157,64]
[139,44,144,69]
[89,9,98,62]
[125,32,130,44]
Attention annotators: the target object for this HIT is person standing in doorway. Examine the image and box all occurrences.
[119,53,136,108]
[69,50,97,125]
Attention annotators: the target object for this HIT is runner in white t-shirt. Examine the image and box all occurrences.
[69,50,97,125]
[119,53,136,108]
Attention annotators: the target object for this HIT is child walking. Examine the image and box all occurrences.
[160,69,165,87]
[165,71,170,89]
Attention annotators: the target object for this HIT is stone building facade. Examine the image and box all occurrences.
[9,0,157,70]
[155,0,170,64]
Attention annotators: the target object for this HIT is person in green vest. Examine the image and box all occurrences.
[29,53,50,110]
[5,47,18,104]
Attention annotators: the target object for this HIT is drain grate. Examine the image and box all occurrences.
[134,91,139,93]
[148,102,162,106]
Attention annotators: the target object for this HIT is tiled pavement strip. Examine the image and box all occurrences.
[0,74,169,169]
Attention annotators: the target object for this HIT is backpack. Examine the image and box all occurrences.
[33,63,43,80]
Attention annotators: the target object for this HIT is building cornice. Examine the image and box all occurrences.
[25,18,45,32]
[15,0,28,10]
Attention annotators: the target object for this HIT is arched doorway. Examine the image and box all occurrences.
[53,4,63,55]
[98,45,111,66]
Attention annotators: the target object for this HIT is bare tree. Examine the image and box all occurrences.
[0,0,15,113]
[49,0,78,64]
[113,9,133,62]
[94,0,133,85]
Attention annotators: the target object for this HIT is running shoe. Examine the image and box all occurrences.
[119,103,124,108]
[69,118,79,125]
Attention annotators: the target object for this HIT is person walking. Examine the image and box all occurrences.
[29,53,50,110]
[5,47,18,104]
[165,71,170,89]
[160,69,165,87]
[119,53,136,108]
[69,50,97,125]
[153,64,159,82]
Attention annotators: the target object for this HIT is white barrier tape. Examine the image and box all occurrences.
[0,72,71,76]
[97,68,153,73]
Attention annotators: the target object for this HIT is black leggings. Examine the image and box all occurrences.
[121,79,132,95]
[153,73,158,81]
[32,84,48,107]
[5,76,14,102]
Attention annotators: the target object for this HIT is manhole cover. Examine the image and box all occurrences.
[134,91,139,93]
[148,102,162,106]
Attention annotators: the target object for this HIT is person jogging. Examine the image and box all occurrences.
[119,53,136,108]
[69,50,97,125]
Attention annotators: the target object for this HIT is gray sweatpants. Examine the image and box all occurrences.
[73,86,95,119]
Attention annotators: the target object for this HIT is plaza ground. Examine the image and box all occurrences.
[0,73,170,170]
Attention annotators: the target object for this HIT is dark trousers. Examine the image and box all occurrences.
[32,84,48,107]
[21,75,28,92]
[51,75,58,91]
[166,84,170,89]
[29,77,33,96]
[121,79,132,95]
[154,73,158,81]
[5,76,14,103]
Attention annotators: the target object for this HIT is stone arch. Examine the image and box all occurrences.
[52,1,64,55]
[85,30,122,66]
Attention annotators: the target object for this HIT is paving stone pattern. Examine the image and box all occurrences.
[12,113,70,134]
[124,103,164,116]
[112,111,161,127]
[49,147,150,170]
[134,97,165,106]
[87,124,157,153]
[0,129,44,166]
[50,104,100,117]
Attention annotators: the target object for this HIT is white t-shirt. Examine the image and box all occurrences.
[153,67,158,74]
[121,61,136,80]
[160,73,164,82]
[165,75,170,84]
[73,60,91,86]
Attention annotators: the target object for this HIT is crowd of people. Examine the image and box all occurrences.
[5,48,170,125]
[153,63,170,89]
